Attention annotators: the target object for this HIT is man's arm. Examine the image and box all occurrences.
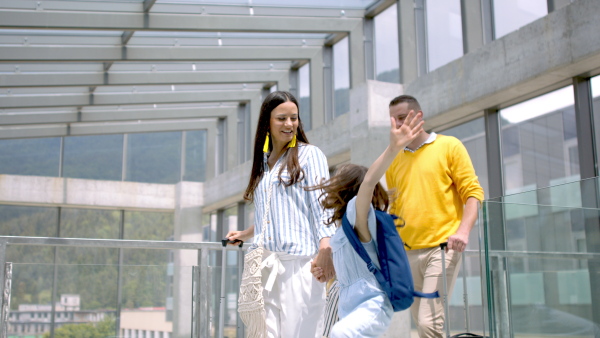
[446,197,479,253]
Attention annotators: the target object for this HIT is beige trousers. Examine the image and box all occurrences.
[407,246,462,338]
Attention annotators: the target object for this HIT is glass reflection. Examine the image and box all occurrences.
[426,0,463,71]
[493,0,547,39]
[374,4,400,83]
[333,37,350,117]
[592,75,600,173]
[126,131,182,184]
[299,63,311,131]
[63,134,123,181]
[184,130,207,182]
[0,137,61,177]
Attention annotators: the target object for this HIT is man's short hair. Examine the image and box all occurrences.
[389,95,421,112]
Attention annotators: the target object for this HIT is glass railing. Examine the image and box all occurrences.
[0,237,246,338]
[481,177,600,338]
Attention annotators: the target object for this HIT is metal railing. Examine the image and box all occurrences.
[0,236,247,338]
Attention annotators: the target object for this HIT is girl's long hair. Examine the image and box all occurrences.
[306,164,389,226]
[243,91,309,202]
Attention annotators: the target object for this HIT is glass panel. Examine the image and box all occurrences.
[493,0,547,39]
[333,37,350,117]
[0,206,58,319]
[499,86,577,195]
[60,208,121,239]
[0,137,61,177]
[218,206,241,336]
[437,119,489,337]
[126,131,182,184]
[0,205,58,237]
[63,134,124,181]
[124,210,174,242]
[298,63,311,130]
[482,193,600,338]
[426,0,463,71]
[592,75,600,174]
[183,130,207,182]
[374,4,400,83]
[122,211,177,334]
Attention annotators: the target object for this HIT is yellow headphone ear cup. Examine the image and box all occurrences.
[263,132,270,153]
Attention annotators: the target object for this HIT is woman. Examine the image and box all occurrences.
[226,91,336,338]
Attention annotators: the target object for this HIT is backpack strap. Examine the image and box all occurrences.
[341,213,380,274]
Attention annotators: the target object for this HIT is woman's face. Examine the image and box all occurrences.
[269,101,299,150]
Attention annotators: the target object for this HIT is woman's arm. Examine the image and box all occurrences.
[354,111,423,242]
[226,224,255,244]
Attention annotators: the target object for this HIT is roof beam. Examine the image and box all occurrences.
[0,118,218,139]
[0,70,289,88]
[0,45,321,62]
[0,10,362,33]
[1,89,261,109]
[0,106,238,125]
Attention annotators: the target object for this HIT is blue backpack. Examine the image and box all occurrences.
[341,210,439,311]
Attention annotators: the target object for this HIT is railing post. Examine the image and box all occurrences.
[0,240,7,337]
[1,263,12,338]
[198,248,210,338]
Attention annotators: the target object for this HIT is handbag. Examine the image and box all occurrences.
[238,168,276,338]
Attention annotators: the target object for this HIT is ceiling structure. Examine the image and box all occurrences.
[0,0,394,142]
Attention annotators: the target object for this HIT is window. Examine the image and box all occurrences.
[298,63,311,130]
[425,0,463,71]
[499,86,578,194]
[374,4,400,83]
[183,130,207,182]
[591,75,600,172]
[333,37,350,117]
[63,134,123,181]
[0,137,60,177]
[126,131,182,184]
[493,0,547,39]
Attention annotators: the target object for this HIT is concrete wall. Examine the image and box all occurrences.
[407,0,600,131]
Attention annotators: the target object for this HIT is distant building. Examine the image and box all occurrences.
[120,307,172,338]
[7,294,114,337]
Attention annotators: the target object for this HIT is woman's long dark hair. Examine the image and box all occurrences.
[306,164,389,226]
[243,91,309,202]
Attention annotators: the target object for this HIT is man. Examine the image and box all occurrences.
[385,95,484,337]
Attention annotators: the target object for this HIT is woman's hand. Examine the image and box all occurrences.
[225,225,254,244]
[312,237,335,282]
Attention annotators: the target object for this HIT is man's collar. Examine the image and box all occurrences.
[404,132,437,153]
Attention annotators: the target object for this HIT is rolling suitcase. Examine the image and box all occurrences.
[440,242,487,338]
[218,239,244,338]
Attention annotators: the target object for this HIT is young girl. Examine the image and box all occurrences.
[310,110,423,337]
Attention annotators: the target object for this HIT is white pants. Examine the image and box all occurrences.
[262,253,326,338]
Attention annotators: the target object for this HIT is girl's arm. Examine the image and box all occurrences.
[354,111,424,242]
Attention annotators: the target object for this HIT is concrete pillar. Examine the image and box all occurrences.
[172,181,203,338]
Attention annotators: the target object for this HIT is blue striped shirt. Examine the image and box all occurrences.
[253,144,336,256]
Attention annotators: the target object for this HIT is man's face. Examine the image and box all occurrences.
[389,102,412,128]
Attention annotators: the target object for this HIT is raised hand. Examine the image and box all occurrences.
[389,110,424,152]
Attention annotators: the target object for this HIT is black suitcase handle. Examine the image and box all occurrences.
[221,238,243,248]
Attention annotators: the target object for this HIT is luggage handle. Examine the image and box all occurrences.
[440,242,451,338]
[221,238,244,248]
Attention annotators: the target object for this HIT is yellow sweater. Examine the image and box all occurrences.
[385,134,484,250]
